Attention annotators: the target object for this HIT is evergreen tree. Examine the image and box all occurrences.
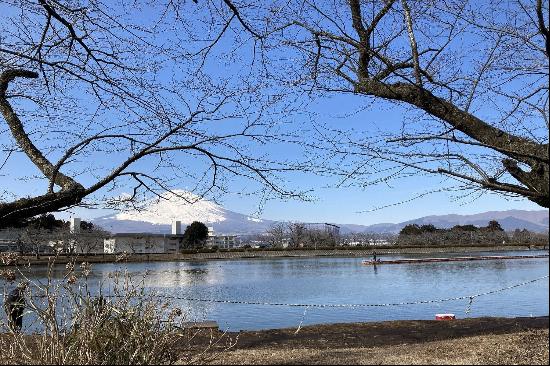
[486,220,504,232]
[183,221,209,249]
[399,224,422,236]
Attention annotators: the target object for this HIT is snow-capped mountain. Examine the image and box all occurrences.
[93,190,276,235]
[113,190,227,225]
[93,190,549,235]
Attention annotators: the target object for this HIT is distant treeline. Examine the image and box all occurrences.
[397,220,548,246]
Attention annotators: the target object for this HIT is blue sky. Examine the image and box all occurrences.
[1,1,546,226]
[52,89,542,225]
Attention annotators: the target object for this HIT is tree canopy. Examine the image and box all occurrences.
[182,221,209,248]
[399,220,506,236]
[2,213,95,231]
[486,220,504,232]
[210,0,549,207]
[1,0,548,225]
[0,0,306,225]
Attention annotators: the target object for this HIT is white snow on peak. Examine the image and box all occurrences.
[114,190,227,225]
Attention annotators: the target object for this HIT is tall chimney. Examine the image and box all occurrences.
[172,220,182,235]
[70,217,81,234]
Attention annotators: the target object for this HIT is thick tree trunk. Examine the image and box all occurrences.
[354,80,549,208]
[0,187,86,227]
[0,69,89,226]
[347,0,549,208]
[0,70,84,191]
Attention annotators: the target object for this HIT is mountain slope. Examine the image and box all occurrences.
[93,190,549,234]
[93,190,276,235]
[343,210,549,234]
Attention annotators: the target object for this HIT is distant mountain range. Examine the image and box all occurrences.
[93,190,549,234]
[343,210,549,234]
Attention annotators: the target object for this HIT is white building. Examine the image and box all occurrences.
[209,235,238,249]
[70,217,81,234]
[206,226,239,249]
[103,233,182,254]
[104,220,184,254]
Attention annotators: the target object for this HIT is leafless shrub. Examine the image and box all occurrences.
[0,257,235,364]
[0,252,18,266]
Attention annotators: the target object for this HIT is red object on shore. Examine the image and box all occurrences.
[435,314,456,320]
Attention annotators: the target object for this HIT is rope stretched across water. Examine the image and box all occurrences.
[20,274,549,308]
[143,274,549,308]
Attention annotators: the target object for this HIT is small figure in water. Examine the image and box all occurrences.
[372,250,377,263]
[4,281,28,332]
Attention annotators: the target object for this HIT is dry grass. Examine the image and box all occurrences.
[213,329,549,365]
[1,254,234,365]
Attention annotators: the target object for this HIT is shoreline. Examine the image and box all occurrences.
[187,316,549,365]
[4,245,548,266]
[2,316,548,364]
[5,244,548,266]
[224,316,550,348]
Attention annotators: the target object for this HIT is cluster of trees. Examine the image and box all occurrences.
[399,220,504,236]
[0,214,105,256]
[2,214,96,232]
[397,220,547,246]
[267,222,339,248]
[511,229,548,245]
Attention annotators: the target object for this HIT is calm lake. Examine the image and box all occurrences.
[2,250,549,331]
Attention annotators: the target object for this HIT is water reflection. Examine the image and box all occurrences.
[1,251,548,331]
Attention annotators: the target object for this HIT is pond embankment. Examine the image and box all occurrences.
[7,244,548,266]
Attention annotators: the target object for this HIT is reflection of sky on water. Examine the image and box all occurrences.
[1,250,548,332]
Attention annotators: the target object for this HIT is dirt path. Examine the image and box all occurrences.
[181,317,549,365]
